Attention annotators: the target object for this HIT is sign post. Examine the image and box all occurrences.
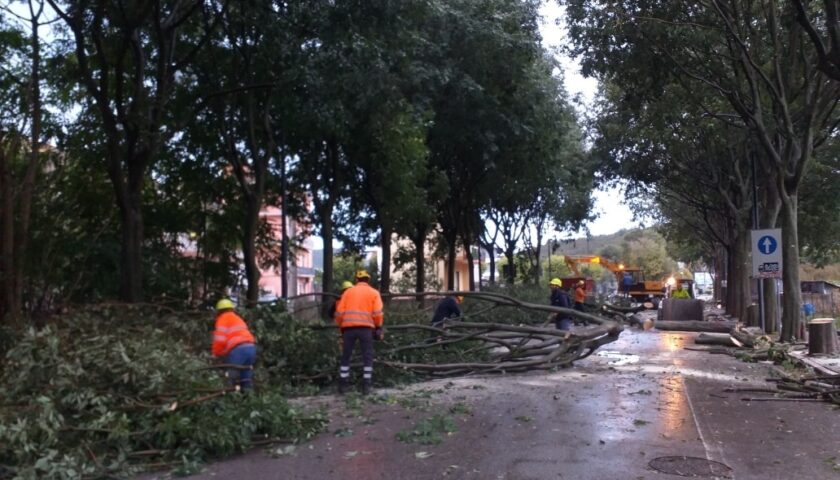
[751,229,783,332]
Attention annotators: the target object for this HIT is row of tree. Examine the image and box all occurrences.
[565,0,840,339]
[0,0,595,322]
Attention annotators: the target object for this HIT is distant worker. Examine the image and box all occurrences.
[672,283,691,299]
[549,278,573,330]
[573,280,588,326]
[432,295,463,327]
[334,270,384,395]
[430,295,463,345]
[622,272,633,298]
[212,299,257,391]
[329,280,354,319]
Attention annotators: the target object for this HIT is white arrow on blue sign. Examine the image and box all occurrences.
[751,229,783,278]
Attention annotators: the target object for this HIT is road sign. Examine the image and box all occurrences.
[751,229,782,278]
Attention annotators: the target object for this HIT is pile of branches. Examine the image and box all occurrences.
[0,306,327,479]
[726,373,840,406]
[370,290,624,376]
[685,326,794,363]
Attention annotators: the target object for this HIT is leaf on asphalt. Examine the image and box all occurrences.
[415,451,434,459]
[344,451,359,459]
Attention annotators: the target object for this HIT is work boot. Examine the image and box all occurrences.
[361,380,372,396]
[338,378,348,395]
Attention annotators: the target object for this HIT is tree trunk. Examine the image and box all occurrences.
[445,235,456,290]
[0,136,16,322]
[412,223,427,294]
[118,191,144,302]
[14,8,42,317]
[279,156,289,299]
[464,237,475,291]
[726,231,750,323]
[505,248,515,284]
[320,204,335,296]
[380,223,392,296]
[488,244,496,285]
[533,229,543,286]
[242,197,261,307]
[780,194,802,342]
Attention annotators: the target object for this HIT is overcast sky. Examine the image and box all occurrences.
[538,2,637,237]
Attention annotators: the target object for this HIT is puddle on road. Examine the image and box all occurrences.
[595,350,640,366]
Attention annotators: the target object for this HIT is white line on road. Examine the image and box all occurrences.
[683,376,734,480]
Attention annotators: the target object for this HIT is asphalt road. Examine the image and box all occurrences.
[147,329,840,480]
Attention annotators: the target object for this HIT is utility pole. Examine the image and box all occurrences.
[751,151,766,332]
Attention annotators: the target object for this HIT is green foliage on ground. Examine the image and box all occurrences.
[0,307,327,479]
[0,286,554,477]
[396,414,457,445]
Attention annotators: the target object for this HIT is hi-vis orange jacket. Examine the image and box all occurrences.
[574,286,586,304]
[212,311,256,357]
[334,283,384,329]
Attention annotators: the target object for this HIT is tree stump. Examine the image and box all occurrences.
[808,318,839,356]
[660,299,704,321]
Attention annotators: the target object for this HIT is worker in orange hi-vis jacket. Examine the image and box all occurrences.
[573,280,588,326]
[212,299,257,391]
[334,270,383,395]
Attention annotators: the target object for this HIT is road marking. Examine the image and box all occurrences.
[682,376,734,480]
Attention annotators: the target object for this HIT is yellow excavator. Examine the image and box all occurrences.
[562,255,691,304]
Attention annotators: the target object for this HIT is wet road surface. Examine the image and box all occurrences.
[153,329,840,480]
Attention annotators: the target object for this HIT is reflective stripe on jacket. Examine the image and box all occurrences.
[212,311,255,357]
[335,283,384,329]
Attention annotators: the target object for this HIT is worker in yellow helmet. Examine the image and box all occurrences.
[334,270,384,395]
[211,299,256,391]
[549,278,573,330]
[328,280,355,319]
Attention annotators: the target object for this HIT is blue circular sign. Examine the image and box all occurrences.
[757,235,777,255]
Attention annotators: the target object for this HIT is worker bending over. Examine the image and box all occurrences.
[212,299,257,391]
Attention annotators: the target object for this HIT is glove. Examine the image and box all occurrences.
[374,327,384,341]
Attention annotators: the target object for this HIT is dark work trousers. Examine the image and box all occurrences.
[339,327,374,382]
[573,302,587,326]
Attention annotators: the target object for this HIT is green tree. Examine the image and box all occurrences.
[45,0,228,301]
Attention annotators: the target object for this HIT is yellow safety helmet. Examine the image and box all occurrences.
[549,278,562,287]
[215,298,235,311]
[341,281,354,291]
[355,270,371,280]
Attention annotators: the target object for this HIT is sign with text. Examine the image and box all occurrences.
[751,229,783,278]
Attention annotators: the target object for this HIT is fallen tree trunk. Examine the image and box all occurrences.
[654,320,737,333]
[695,333,738,346]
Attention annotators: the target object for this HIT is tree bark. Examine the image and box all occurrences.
[780,193,803,341]
[14,3,43,316]
[242,196,261,307]
[464,237,475,291]
[505,247,515,284]
[412,223,427,294]
[380,223,392,296]
[445,234,456,290]
[279,155,289,299]
[726,230,750,323]
[807,318,839,355]
[117,188,145,303]
[0,136,17,322]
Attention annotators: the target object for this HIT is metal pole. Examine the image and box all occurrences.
[751,152,766,332]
